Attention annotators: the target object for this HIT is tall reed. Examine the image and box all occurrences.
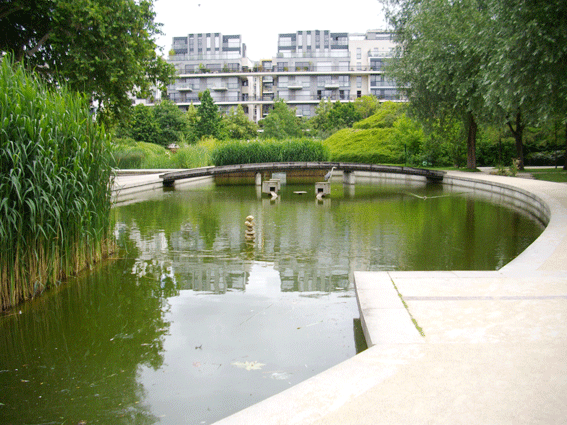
[0,56,114,311]
[211,138,329,166]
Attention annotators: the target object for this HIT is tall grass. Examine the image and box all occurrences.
[211,138,329,166]
[0,56,114,311]
[111,139,211,169]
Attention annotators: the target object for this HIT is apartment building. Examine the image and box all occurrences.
[166,30,399,123]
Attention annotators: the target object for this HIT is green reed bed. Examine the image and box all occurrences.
[0,57,114,311]
[211,138,329,166]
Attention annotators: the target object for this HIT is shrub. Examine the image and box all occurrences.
[323,128,402,164]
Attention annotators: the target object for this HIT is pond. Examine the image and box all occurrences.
[0,179,544,424]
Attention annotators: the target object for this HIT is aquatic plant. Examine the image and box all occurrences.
[0,56,114,310]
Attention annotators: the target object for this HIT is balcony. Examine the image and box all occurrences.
[288,83,304,90]
[177,84,194,92]
[211,86,228,91]
[325,82,340,89]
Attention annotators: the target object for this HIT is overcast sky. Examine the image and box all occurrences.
[153,0,388,61]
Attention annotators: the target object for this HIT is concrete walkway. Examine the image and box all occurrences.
[113,170,567,424]
[213,171,567,425]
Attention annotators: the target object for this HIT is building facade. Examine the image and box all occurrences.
[165,30,399,123]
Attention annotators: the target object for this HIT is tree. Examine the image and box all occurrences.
[261,99,303,139]
[224,105,259,139]
[353,95,381,119]
[384,0,489,169]
[328,102,362,130]
[195,89,225,140]
[153,100,191,145]
[128,104,160,145]
[481,0,567,169]
[0,0,174,121]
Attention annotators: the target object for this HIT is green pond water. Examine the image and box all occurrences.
[0,180,544,424]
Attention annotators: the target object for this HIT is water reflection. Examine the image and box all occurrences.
[0,260,170,424]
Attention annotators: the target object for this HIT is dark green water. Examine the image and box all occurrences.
[0,181,544,424]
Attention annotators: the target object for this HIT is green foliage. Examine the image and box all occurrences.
[115,100,192,147]
[353,95,382,119]
[153,100,193,145]
[311,99,364,138]
[195,89,225,140]
[210,139,329,166]
[224,105,259,139]
[323,128,402,164]
[0,0,175,122]
[354,102,406,129]
[386,0,489,169]
[261,99,304,139]
[128,104,160,145]
[111,139,210,169]
[0,56,114,310]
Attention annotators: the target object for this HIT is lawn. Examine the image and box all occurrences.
[521,168,567,183]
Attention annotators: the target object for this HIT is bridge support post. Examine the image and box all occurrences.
[255,172,262,186]
[343,171,356,185]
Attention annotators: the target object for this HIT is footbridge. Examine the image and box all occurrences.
[159,162,445,186]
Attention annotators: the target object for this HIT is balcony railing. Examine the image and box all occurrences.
[168,91,402,104]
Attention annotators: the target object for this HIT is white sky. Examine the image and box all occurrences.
[153,0,388,61]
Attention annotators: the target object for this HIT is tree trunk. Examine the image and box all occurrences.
[507,111,525,170]
[466,112,477,170]
[564,120,567,171]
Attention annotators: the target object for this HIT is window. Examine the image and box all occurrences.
[357,76,362,88]
[317,76,331,87]
[356,48,361,60]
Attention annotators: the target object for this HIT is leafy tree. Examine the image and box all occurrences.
[128,104,160,146]
[261,99,303,139]
[311,99,363,138]
[328,102,362,130]
[0,0,174,121]
[224,105,259,139]
[195,89,225,140]
[481,0,567,169]
[153,100,191,145]
[384,0,489,169]
[118,101,191,147]
[353,95,381,119]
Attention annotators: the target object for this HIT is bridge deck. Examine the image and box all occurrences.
[159,162,445,185]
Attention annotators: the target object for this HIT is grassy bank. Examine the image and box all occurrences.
[521,168,567,183]
[0,57,114,311]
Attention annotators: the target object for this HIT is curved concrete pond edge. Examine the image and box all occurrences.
[113,170,567,424]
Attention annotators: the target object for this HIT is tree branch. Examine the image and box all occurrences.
[24,31,51,58]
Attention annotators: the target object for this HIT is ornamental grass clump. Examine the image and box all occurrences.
[211,138,329,166]
[0,57,114,311]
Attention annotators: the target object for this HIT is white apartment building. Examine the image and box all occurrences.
[166,30,398,123]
